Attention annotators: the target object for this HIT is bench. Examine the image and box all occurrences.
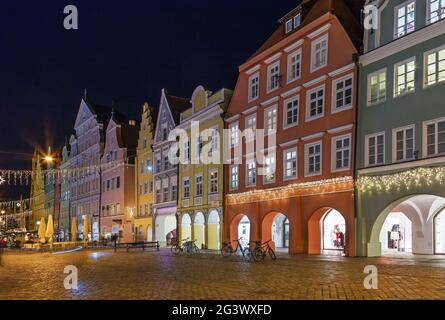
[113,241,160,252]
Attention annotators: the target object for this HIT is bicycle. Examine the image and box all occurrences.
[258,240,277,261]
[171,238,190,255]
[221,237,250,260]
[244,240,266,262]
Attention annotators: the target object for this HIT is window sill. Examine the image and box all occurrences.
[393,89,415,99]
[305,114,325,123]
[367,99,386,107]
[331,105,353,114]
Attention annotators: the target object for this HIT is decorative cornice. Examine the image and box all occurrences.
[264,52,282,65]
[303,75,327,88]
[260,96,279,107]
[279,139,300,148]
[360,19,445,66]
[301,132,325,141]
[328,63,355,77]
[327,124,354,135]
[284,39,304,53]
[280,86,301,98]
[307,23,331,39]
[242,106,258,115]
[225,114,240,123]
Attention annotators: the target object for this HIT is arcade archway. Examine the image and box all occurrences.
[261,212,289,252]
[181,214,192,241]
[207,210,220,250]
[194,212,205,249]
[230,214,250,247]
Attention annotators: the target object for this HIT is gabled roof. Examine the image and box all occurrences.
[249,0,364,59]
[164,92,191,125]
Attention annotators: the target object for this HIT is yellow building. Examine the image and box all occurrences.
[177,86,232,250]
[30,149,45,232]
[134,103,155,242]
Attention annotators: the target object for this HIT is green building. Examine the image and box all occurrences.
[356,0,445,257]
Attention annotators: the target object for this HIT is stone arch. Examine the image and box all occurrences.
[180,213,192,241]
[194,211,205,249]
[261,211,290,252]
[207,209,221,250]
[230,213,252,245]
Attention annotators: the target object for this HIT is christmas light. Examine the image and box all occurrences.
[226,176,354,205]
[356,166,445,193]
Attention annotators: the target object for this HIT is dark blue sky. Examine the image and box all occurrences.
[0,0,300,198]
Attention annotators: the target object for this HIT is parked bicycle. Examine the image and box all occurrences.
[171,238,200,255]
[244,240,266,262]
[221,237,250,260]
[258,240,277,261]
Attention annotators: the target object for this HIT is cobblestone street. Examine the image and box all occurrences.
[1,249,445,300]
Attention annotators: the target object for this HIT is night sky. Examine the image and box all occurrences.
[0,0,300,199]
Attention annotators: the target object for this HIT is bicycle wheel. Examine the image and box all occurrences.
[253,247,264,262]
[171,245,181,255]
[193,244,200,254]
[221,245,232,257]
[268,248,277,260]
[242,247,251,261]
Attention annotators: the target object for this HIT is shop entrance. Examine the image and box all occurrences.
[262,212,289,252]
[155,214,177,246]
[435,209,445,254]
[379,212,412,254]
[321,209,346,255]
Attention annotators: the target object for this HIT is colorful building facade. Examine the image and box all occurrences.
[177,86,232,250]
[30,149,45,232]
[356,0,445,257]
[224,0,362,256]
[100,113,138,242]
[134,103,156,242]
[60,144,71,241]
[69,99,112,241]
[153,89,190,246]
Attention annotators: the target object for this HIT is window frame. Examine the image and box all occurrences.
[367,68,387,106]
[245,158,257,187]
[248,72,260,102]
[245,113,257,141]
[331,134,352,172]
[229,164,239,190]
[182,177,190,199]
[365,131,386,167]
[426,0,445,24]
[229,121,240,148]
[305,84,325,122]
[267,61,280,93]
[394,0,416,39]
[423,117,445,157]
[264,105,278,135]
[195,173,203,197]
[263,152,276,185]
[393,57,416,98]
[287,48,302,84]
[283,95,300,129]
[283,147,298,180]
[209,169,219,194]
[331,73,354,113]
[304,141,322,177]
[392,124,416,163]
[423,44,445,88]
[310,33,329,73]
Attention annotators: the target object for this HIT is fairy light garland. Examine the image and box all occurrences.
[356,166,445,193]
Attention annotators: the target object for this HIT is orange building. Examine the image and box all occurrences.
[223,0,362,256]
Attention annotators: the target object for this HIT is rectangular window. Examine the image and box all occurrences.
[246,160,256,186]
[265,106,278,135]
[393,125,415,162]
[183,140,190,163]
[229,122,239,147]
[155,180,161,203]
[116,176,120,189]
[311,34,328,72]
[294,13,301,28]
[394,58,416,96]
[245,114,257,141]
[230,165,238,190]
[395,1,416,38]
[162,178,169,202]
[155,153,161,173]
[284,148,297,179]
[285,19,293,33]
[305,142,322,176]
[195,174,203,197]
[287,49,301,83]
[306,85,325,120]
[366,132,385,166]
[368,69,386,105]
[144,204,149,216]
[183,178,190,199]
[428,0,445,24]
[208,128,219,158]
[332,74,353,111]
[144,182,148,194]
[264,153,276,184]
[163,152,169,171]
[284,96,299,128]
[140,161,144,174]
[332,135,351,171]
[170,177,177,200]
[424,118,445,156]
[424,45,445,87]
[209,170,218,194]
[267,62,280,92]
[248,73,259,101]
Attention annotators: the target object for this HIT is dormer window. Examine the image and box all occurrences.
[285,13,301,34]
[285,20,293,33]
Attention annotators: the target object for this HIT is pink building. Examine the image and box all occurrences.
[100,113,139,242]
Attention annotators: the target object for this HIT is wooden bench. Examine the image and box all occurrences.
[113,241,160,252]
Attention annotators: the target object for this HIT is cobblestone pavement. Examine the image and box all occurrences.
[1,248,445,300]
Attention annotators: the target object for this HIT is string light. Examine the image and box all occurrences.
[356,166,445,193]
[226,176,354,205]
